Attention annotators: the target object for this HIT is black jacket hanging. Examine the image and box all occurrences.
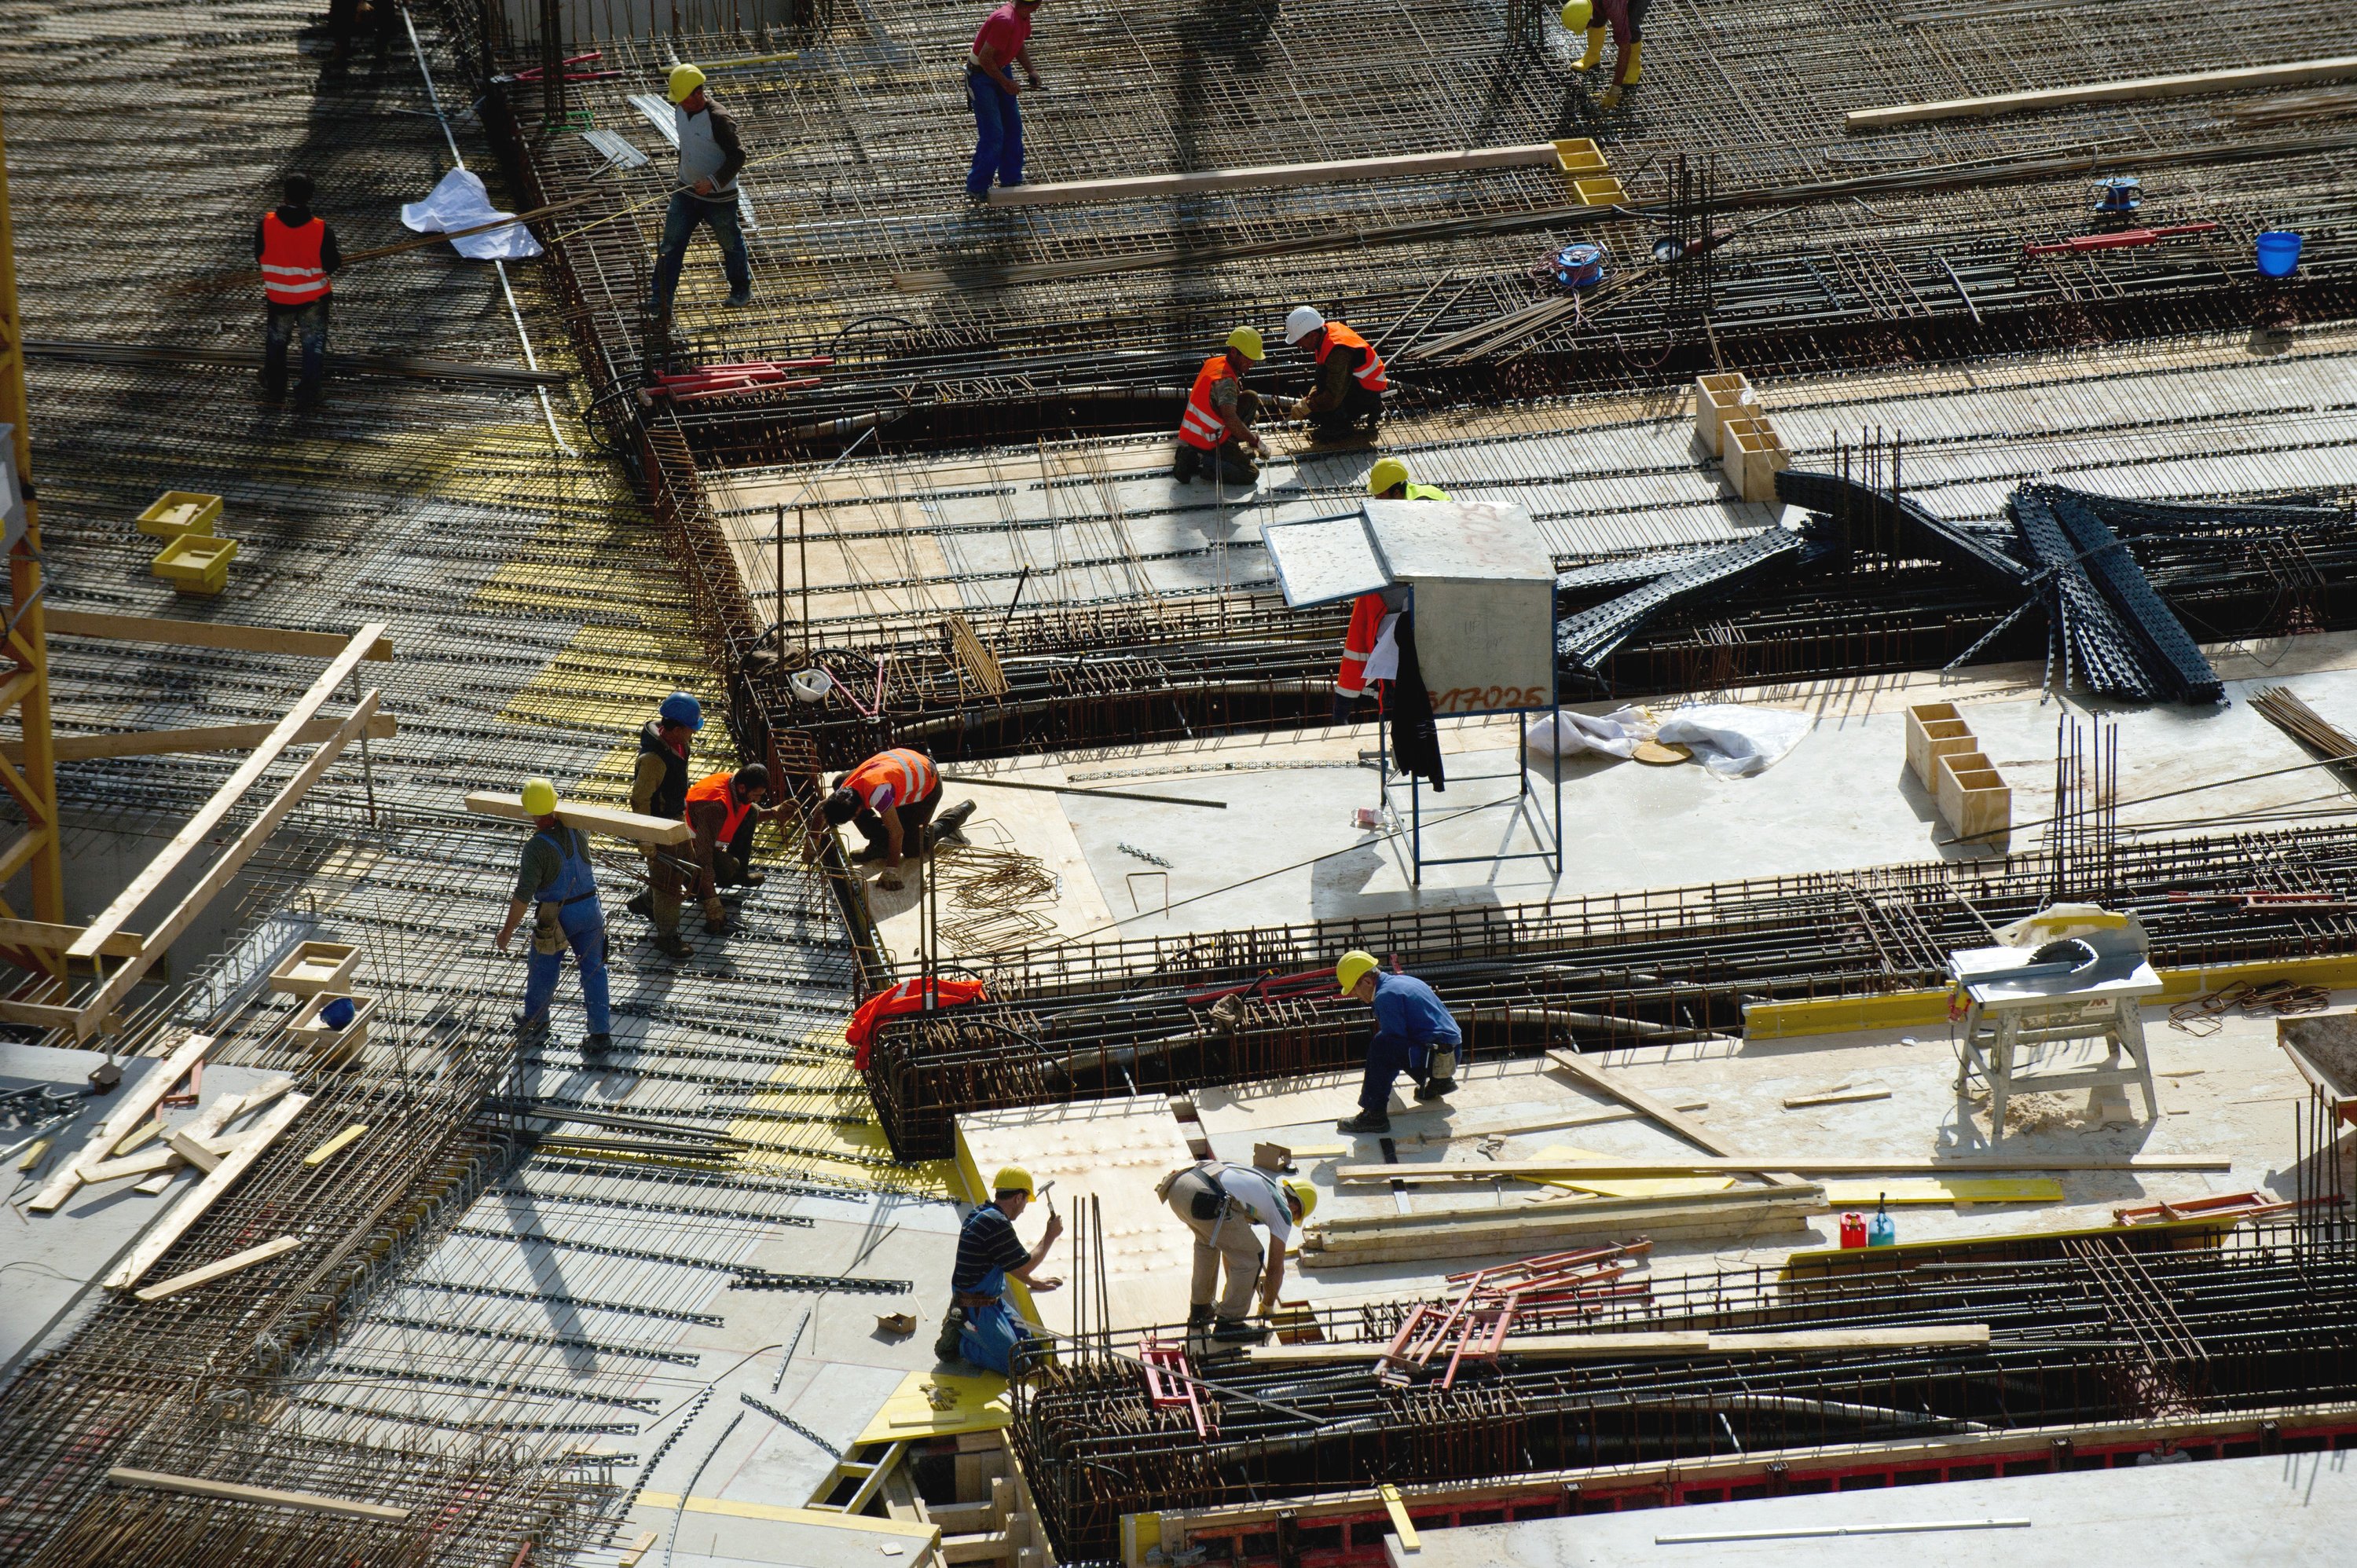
[1387,609,1446,791]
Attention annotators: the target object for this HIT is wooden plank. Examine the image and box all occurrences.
[48,610,395,661]
[26,1033,212,1211]
[1334,1155,2230,1181]
[165,1127,222,1172]
[1783,1086,1892,1109]
[465,790,693,845]
[133,1233,301,1302]
[303,1123,369,1166]
[986,142,1561,207]
[105,1466,409,1522]
[1377,1484,1419,1552]
[1711,1324,1992,1353]
[0,917,144,956]
[619,1530,660,1568]
[104,1092,311,1289]
[1303,1189,1822,1266]
[1248,1333,1716,1364]
[2,711,396,764]
[71,628,387,961]
[1544,1050,1743,1157]
[74,701,379,1035]
[1847,55,2357,130]
[0,826,49,886]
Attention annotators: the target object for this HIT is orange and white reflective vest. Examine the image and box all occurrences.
[847,976,987,1070]
[686,769,761,843]
[1179,354,1241,451]
[841,747,940,813]
[258,212,332,306]
[1336,594,1386,697]
[1315,321,1387,392]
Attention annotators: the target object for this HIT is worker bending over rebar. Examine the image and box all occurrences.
[684,764,778,933]
[1157,1158,1314,1349]
[822,747,976,892]
[1176,328,1270,484]
[647,64,752,322]
[1282,306,1386,444]
[1335,950,1460,1134]
[1563,0,1643,108]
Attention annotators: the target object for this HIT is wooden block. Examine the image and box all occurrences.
[268,940,360,996]
[134,1233,301,1302]
[1695,376,1757,453]
[166,1127,222,1173]
[1903,702,1968,786]
[1846,54,2357,131]
[465,791,692,845]
[1935,750,2010,842]
[1378,1484,1419,1552]
[104,1092,311,1290]
[16,1137,49,1171]
[303,1123,369,1166]
[105,1466,408,1521]
[619,1530,659,1568]
[114,1119,166,1156]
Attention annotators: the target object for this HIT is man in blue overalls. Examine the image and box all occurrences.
[495,778,614,1058]
[935,1165,1062,1375]
[1334,949,1460,1134]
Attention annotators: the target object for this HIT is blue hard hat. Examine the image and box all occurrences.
[659,692,703,731]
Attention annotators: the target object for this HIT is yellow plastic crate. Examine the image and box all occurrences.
[136,491,222,540]
[1572,175,1628,207]
[151,533,237,595]
[1552,137,1608,176]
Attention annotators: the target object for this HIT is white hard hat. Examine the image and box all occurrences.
[1284,306,1326,346]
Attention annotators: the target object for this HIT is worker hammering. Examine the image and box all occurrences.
[937,1166,1062,1373]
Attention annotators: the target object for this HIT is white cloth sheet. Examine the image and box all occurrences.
[400,168,544,260]
[1655,702,1811,777]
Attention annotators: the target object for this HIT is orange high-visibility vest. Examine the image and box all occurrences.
[841,748,940,812]
[1315,321,1387,391]
[846,976,987,1070]
[687,769,761,843]
[258,212,332,306]
[1336,594,1386,696]
[1179,354,1239,450]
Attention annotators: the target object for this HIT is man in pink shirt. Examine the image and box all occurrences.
[967,0,1044,202]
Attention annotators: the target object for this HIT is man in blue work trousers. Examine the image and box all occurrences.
[495,777,614,1059]
[1334,950,1460,1134]
[936,1165,1062,1374]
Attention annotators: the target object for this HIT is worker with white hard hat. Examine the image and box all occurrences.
[1281,305,1387,444]
[1176,328,1272,485]
[1333,950,1461,1134]
[1334,461,1450,723]
[1157,1158,1318,1347]
[647,64,753,323]
[938,1165,1063,1373]
[1562,0,1644,108]
[494,778,614,1058]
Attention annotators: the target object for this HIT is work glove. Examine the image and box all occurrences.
[703,896,729,934]
[1288,397,1311,420]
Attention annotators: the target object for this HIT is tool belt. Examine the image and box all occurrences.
[953,1289,1001,1311]
[1158,1163,1230,1224]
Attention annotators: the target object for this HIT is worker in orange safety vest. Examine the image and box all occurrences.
[685,764,778,933]
[1282,306,1387,445]
[1175,328,1270,485]
[822,746,975,892]
[1333,459,1450,723]
[255,172,341,408]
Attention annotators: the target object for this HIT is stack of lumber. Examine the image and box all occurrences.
[1299,1183,1826,1266]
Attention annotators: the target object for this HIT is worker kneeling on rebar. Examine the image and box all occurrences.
[1281,306,1385,445]
[1175,328,1271,485]
[821,747,976,892]
[1157,1160,1315,1349]
[1335,950,1460,1134]
[938,1166,1062,1374]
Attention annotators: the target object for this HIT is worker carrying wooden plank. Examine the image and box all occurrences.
[493,778,613,1057]
[966,0,1045,202]
[1563,0,1643,109]
[256,173,340,410]
[936,1165,1061,1373]
[647,64,753,321]
[1336,951,1461,1134]
[622,692,701,960]
[1175,328,1271,485]
[1156,1159,1315,1349]
[1282,307,1387,445]
[1334,460,1450,723]
[819,747,977,892]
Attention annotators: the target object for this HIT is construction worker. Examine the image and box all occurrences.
[1157,1158,1315,1347]
[1281,307,1386,444]
[966,0,1045,202]
[493,779,613,1057]
[647,64,752,322]
[1175,328,1270,485]
[1564,0,1643,108]
[937,1166,1061,1374]
[1334,460,1450,722]
[1333,950,1460,1134]
[256,173,340,409]
[624,692,700,959]
[821,747,975,892]
[684,764,775,933]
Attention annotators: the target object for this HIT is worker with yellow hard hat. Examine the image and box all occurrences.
[647,62,753,324]
[938,1164,1063,1372]
[1334,462,1453,723]
[1563,0,1644,108]
[1175,328,1271,485]
[1157,1157,1318,1347]
[1334,950,1461,1134]
[493,778,614,1058]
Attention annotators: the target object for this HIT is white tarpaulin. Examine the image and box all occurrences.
[1523,706,1658,760]
[1655,703,1811,777]
[400,169,543,260]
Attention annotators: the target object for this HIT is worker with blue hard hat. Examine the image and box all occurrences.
[625,693,702,959]
[936,1165,1063,1374]
[495,778,614,1059]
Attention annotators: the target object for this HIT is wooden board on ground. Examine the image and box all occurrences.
[464,791,692,845]
[1334,1154,2230,1181]
[26,1034,212,1212]
[1820,1178,2066,1206]
[105,1467,409,1522]
[986,142,1564,206]
[104,1092,311,1290]
[134,1234,302,1302]
[1300,1184,1824,1266]
[1246,1323,1991,1363]
[47,610,395,661]
[1847,55,2357,129]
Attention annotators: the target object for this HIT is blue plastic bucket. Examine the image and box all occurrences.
[320,996,357,1030]
[2256,230,2303,278]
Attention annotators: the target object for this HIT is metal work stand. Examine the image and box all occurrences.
[1950,946,2164,1136]
[1376,702,1564,887]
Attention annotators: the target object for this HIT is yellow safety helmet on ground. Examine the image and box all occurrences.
[521,778,559,817]
[992,1165,1034,1197]
[1560,0,1593,29]
[1367,457,1410,496]
[1336,950,1379,994]
[1284,1177,1318,1220]
[668,64,708,104]
[1226,326,1266,361]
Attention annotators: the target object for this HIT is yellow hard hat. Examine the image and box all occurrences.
[992,1165,1034,1196]
[1560,0,1593,29]
[1226,326,1266,362]
[1284,1177,1317,1220]
[1367,457,1410,496]
[1336,951,1379,994]
[521,778,559,817]
[668,64,708,104]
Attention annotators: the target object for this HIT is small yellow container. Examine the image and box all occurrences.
[136,491,223,539]
[151,533,237,595]
[1572,175,1628,207]
[1552,137,1609,175]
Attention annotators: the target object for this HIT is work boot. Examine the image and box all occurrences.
[513,1011,551,1042]
[1336,1108,1391,1135]
[652,930,693,960]
[1208,1317,1266,1348]
[1574,24,1605,69]
[923,799,977,850]
[935,1307,967,1362]
[625,892,654,919]
[1415,1077,1456,1102]
[581,1032,613,1060]
[1186,1304,1215,1332]
[724,286,753,307]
